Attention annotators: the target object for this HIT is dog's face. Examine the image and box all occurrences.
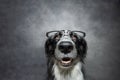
[45,30,87,69]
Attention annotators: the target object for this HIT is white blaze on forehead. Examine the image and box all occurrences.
[59,30,72,42]
[63,30,70,36]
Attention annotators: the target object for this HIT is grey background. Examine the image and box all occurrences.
[0,0,120,80]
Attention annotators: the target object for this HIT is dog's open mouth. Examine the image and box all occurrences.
[60,57,73,67]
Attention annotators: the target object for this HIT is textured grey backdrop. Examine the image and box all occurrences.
[0,0,120,80]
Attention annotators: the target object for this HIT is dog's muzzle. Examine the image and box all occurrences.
[54,30,77,68]
[57,41,74,68]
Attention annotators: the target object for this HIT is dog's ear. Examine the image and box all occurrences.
[45,31,58,57]
[77,36,87,62]
[45,37,54,58]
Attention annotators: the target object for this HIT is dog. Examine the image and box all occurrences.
[45,30,87,80]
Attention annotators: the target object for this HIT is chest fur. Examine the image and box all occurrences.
[53,62,84,80]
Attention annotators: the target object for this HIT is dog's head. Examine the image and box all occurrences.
[45,30,87,69]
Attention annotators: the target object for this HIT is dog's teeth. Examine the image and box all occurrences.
[61,60,71,64]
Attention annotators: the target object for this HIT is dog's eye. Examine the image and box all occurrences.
[71,35,77,41]
[55,35,61,40]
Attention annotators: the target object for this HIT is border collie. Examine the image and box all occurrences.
[45,30,87,80]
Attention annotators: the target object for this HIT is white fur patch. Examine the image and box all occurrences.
[53,62,84,80]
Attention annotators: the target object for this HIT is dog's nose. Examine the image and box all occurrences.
[58,42,73,53]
